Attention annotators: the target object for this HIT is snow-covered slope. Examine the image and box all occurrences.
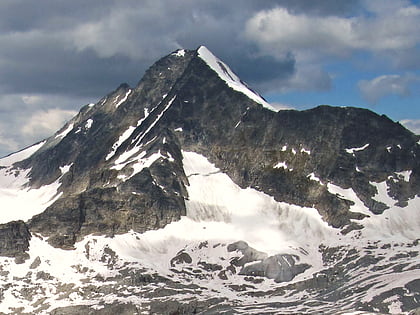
[0,150,418,314]
[0,142,63,223]
[0,46,419,314]
[197,46,276,111]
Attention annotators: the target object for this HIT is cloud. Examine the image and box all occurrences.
[22,108,77,139]
[270,102,294,110]
[0,128,20,154]
[244,1,420,61]
[358,74,419,103]
[0,93,87,157]
[400,119,420,135]
[0,0,419,156]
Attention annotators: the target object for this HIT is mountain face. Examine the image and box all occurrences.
[0,46,419,314]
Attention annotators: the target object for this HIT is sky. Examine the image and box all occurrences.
[0,0,419,157]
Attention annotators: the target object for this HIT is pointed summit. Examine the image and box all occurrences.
[197,46,276,111]
[0,45,419,314]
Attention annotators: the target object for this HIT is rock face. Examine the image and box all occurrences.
[0,46,419,314]
[8,46,417,246]
[0,221,30,261]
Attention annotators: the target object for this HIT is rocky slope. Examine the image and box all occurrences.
[0,46,419,314]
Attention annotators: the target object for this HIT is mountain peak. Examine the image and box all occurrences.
[0,46,419,314]
[196,45,276,111]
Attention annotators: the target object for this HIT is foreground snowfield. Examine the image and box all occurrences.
[0,150,418,314]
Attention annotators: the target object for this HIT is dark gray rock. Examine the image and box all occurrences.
[227,240,267,266]
[170,251,193,266]
[50,303,142,315]
[239,254,310,283]
[3,46,417,249]
[0,220,30,259]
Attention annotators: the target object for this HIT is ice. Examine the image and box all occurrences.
[301,148,311,154]
[0,141,45,167]
[197,46,276,112]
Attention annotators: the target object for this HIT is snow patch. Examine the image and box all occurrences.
[112,149,164,181]
[0,141,45,167]
[115,89,132,108]
[55,123,74,139]
[345,144,369,154]
[106,126,137,161]
[131,96,176,146]
[106,109,151,161]
[0,167,62,224]
[59,163,73,175]
[307,173,322,184]
[395,170,412,182]
[85,119,93,129]
[370,181,395,207]
[274,162,292,171]
[197,46,276,112]
[327,183,371,216]
[182,151,335,271]
[173,49,186,57]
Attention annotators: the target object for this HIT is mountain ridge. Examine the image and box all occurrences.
[0,46,419,314]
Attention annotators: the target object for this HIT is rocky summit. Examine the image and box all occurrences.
[0,46,419,314]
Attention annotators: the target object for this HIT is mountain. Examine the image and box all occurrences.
[0,46,419,315]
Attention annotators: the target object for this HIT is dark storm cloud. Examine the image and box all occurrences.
[1,0,408,156]
[0,0,361,102]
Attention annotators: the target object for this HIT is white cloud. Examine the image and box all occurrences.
[244,2,420,61]
[69,3,185,60]
[400,119,420,135]
[270,102,294,110]
[0,128,20,155]
[22,108,77,139]
[0,93,89,157]
[358,74,419,103]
